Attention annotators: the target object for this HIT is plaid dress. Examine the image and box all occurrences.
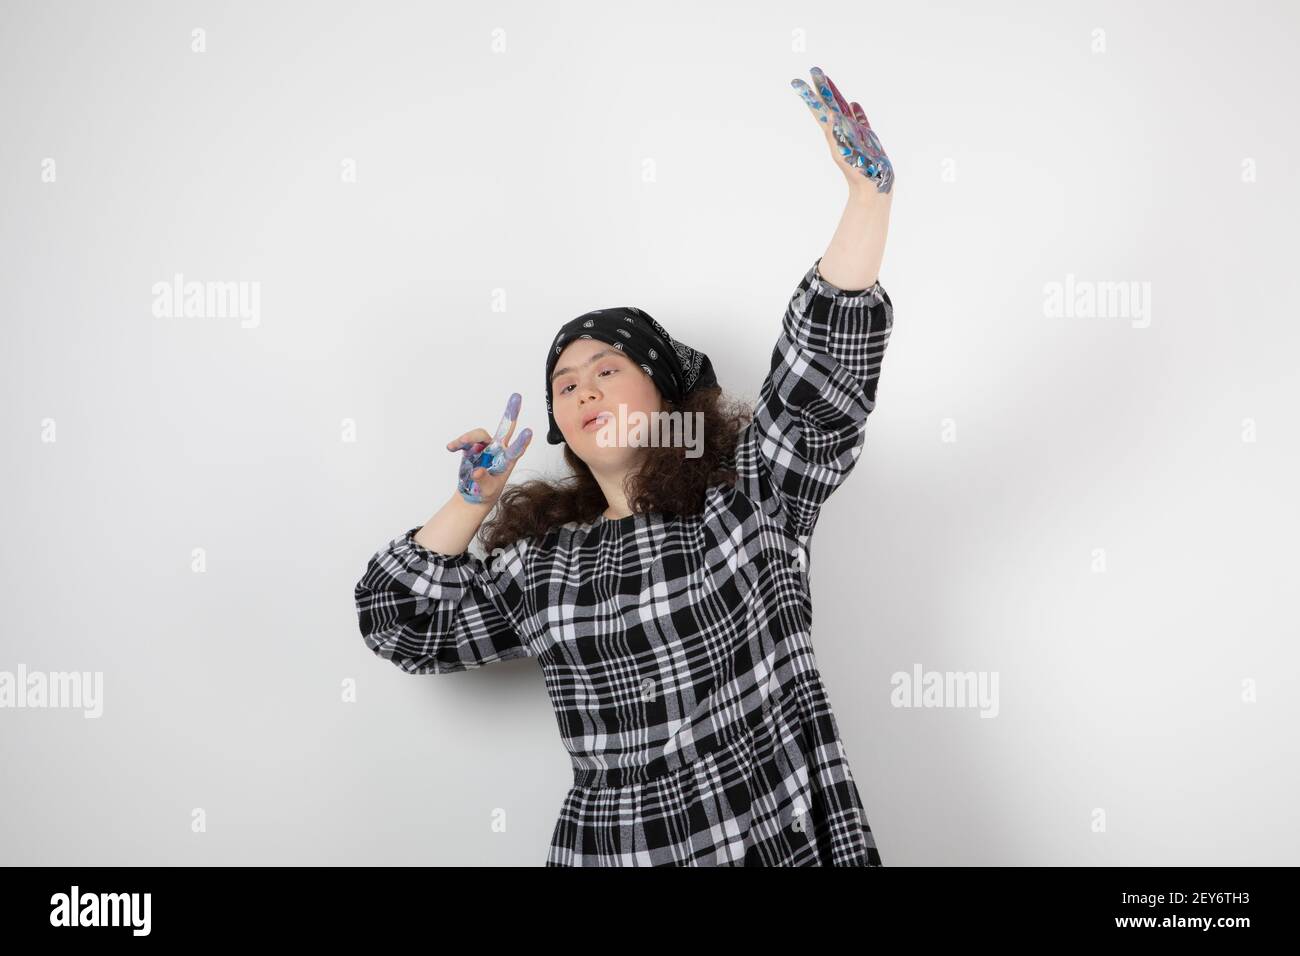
[355,257,894,866]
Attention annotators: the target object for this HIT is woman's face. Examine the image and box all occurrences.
[550,338,663,465]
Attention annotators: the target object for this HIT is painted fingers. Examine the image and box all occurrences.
[449,392,532,504]
[791,66,894,193]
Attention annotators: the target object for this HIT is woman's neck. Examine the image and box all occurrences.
[590,465,636,520]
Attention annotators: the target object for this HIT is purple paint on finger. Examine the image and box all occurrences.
[793,68,894,193]
[454,393,532,504]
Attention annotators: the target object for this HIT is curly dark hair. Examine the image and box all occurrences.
[479,385,754,555]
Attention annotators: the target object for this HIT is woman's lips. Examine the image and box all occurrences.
[582,412,613,432]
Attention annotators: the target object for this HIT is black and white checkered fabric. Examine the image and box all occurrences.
[355,257,894,866]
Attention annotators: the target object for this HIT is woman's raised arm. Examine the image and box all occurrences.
[791,65,893,289]
[731,67,897,541]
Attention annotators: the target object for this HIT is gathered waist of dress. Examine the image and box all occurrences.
[568,688,789,791]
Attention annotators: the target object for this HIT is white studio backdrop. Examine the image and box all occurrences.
[1,0,1296,865]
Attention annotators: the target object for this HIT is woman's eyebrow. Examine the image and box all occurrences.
[550,348,621,384]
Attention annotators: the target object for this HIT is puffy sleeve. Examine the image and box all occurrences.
[353,527,535,675]
[734,256,894,539]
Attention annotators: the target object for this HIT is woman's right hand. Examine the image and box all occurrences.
[447,392,533,507]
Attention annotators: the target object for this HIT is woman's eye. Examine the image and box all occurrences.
[559,368,616,395]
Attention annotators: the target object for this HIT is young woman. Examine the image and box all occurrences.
[354,66,895,866]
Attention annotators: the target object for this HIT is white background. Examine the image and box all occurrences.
[1,0,1296,865]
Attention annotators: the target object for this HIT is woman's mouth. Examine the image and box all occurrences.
[582,412,613,432]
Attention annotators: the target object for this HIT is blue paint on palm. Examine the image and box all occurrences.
[451,392,531,504]
[792,67,894,194]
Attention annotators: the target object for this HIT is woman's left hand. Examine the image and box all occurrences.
[791,66,894,195]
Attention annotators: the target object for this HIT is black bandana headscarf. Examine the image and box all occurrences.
[544,306,717,445]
